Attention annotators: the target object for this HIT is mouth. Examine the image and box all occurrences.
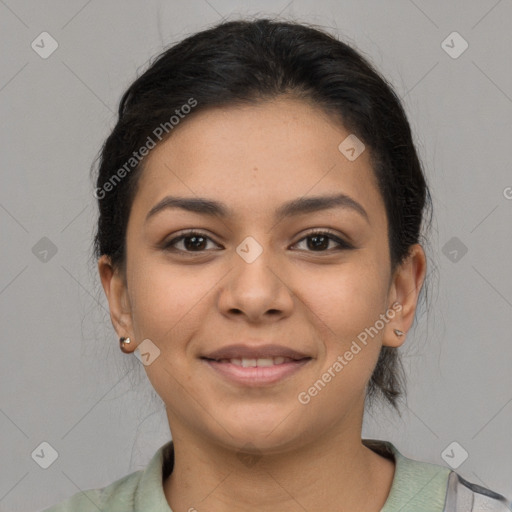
[201,344,313,386]
[205,356,305,367]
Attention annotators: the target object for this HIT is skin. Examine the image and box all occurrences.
[98,96,426,512]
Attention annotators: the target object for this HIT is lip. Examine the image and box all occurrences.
[201,344,312,387]
[203,358,311,386]
[203,344,310,361]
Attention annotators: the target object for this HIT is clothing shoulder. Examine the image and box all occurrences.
[444,471,512,511]
[41,440,173,512]
[365,438,452,512]
[41,468,144,512]
[368,439,511,512]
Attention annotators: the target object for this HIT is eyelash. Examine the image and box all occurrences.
[161,229,354,255]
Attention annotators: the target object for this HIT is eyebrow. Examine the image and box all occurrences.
[145,193,369,224]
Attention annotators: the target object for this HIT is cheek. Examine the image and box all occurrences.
[128,259,207,400]
[128,256,206,342]
[302,258,389,392]
[303,259,388,339]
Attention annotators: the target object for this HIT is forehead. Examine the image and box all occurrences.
[131,97,386,225]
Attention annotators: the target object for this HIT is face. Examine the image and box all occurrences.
[99,96,424,454]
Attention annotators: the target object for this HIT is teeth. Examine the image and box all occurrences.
[220,356,293,367]
[256,358,274,367]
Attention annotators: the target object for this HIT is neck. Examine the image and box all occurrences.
[163,412,395,512]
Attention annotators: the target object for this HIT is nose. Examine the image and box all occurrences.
[217,244,294,324]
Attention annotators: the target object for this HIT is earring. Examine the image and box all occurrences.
[119,337,132,353]
[393,329,404,337]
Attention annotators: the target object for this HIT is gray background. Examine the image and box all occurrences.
[1,1,511,511]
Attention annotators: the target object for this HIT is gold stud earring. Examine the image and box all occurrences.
[119,337,132,353]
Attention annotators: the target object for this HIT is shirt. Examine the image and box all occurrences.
[42,438,511,511]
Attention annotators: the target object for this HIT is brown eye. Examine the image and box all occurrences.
[163,231,220,253]
[292,230,353,252]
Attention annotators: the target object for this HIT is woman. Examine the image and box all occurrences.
[43,18,511,512]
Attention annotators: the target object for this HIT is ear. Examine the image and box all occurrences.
[382,244,427,348]
[98,255,136,352]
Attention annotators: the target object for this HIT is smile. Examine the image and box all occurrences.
[217,356,295,367]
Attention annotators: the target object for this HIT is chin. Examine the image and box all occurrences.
[209,406,306,453]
